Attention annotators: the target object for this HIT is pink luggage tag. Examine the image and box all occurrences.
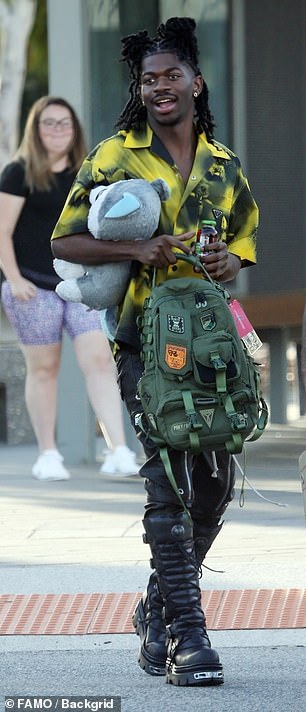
[229,299,262,355]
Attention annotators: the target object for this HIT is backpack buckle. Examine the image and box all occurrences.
[230,412,248,431]
[210,351,226,371]
[188,413,202,431]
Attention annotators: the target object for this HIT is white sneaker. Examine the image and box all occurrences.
[32,449,71,481]
[100,445,140,476]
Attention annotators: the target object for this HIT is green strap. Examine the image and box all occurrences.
[223,393,244,453]
[171,252,232,301]
[210,351,227,394]
[160,446,191,518]
[225,432,244,453]
[245,397,269,443]
[223,393,269,452]
[181,390,202,450]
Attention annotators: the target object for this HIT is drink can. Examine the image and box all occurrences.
[196,219,218,255]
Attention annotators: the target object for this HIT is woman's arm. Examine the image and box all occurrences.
[0,191,37,300]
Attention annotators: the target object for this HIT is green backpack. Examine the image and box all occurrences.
[137,253,268,472]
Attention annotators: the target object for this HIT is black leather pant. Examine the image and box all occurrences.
[115,347,235,530]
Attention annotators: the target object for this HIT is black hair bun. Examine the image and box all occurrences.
[157,17,196,40]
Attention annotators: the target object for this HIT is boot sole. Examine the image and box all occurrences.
[138,650,166,676]
[166,663,224,686]
[132,600,166,676]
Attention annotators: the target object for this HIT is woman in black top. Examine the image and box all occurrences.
[0,96,139,480]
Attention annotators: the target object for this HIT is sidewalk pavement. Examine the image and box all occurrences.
[0,421,306,711]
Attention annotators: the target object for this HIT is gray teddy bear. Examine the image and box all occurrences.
[53,178,170,314]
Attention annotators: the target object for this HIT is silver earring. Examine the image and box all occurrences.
[193,91,198,98]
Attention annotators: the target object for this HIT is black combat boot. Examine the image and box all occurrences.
[132,571,167,675]
[132,519,223,676]
[143,511,224,686]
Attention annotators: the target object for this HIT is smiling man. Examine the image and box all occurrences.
[52,17,258,687]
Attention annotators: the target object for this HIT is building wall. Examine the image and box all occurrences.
[245,0,306,296]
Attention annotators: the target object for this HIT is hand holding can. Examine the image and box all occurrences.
[195,219,218,255]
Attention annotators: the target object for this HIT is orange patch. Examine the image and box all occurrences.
[165,343,187,370]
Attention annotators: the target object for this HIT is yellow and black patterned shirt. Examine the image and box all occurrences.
[52,123,258,348]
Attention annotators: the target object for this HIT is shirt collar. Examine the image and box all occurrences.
[197,132,232,161]
[122,124,153,148]
[123,123,231,161]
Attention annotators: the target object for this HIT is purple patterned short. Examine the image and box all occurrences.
[1,281,102,345]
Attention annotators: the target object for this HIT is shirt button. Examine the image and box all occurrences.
[191,175,197,181]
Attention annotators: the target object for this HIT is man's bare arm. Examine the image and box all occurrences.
[51,231,194,268]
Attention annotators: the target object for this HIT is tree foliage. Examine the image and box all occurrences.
[0,0,37,170]
[21,0,48,130]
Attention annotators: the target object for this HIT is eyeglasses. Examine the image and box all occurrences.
[39,118,74,131]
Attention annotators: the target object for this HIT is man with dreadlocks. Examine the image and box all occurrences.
[52,17,258,687]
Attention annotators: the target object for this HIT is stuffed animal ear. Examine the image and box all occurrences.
[89,185,109,204]
[150,179,170,202]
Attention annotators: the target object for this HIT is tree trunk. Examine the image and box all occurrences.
[0,0,37,172]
